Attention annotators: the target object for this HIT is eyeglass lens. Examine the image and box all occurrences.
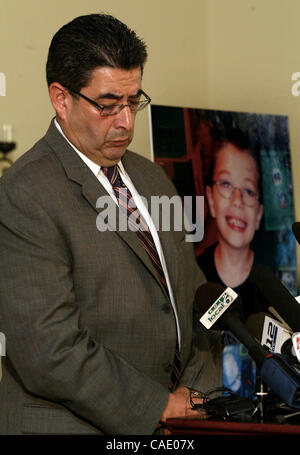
[215,181,258,207]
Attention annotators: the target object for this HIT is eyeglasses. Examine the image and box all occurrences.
[67,87,151,117]
[213,180,259,207]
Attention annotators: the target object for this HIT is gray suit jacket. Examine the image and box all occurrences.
[0,120,218,435]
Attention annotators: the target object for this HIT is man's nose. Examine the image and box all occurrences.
[114,105,135,130]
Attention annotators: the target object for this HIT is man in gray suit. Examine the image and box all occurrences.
[0,14,219,435]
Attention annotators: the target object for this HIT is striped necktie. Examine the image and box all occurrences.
[102,165,181,389]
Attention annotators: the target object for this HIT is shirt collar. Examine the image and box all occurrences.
[54,118,126,177]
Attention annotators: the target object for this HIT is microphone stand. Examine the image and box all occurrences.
[255,375,268,423]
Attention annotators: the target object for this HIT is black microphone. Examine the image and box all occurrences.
[247,312,300,370]
[249,264,300,332]
[245,312,266,342]
[195,282,267,368]
[196,282,300,408]
[292,222,300,245]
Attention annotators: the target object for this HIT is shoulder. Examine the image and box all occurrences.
[123,150,177,195]
[124,150,166,174]
[1,137,57,188]
[0,137,70,212]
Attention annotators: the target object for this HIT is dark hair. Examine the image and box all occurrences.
[46,14,148,92]
[206,128,262,199]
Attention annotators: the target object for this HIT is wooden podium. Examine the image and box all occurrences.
[165,415,300,435]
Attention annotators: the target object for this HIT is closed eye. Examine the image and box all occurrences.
[128,100,141,106]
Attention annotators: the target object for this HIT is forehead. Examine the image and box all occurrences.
[85,66,142,94]
[214,143,259,182]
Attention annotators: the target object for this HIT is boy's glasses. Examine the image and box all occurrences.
[213,180,259,207]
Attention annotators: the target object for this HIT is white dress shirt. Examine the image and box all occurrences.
[54,119,181,349]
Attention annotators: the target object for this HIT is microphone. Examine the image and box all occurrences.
[196,283,267,368]
[292,333,300,362]
[246,312,300,369]
[260,314,300,369]
[249,264,300,332]
[245,312,266,342]
[196,282,300,408]
[246,312,300,374]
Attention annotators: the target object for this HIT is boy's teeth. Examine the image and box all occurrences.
[229,218,246,227]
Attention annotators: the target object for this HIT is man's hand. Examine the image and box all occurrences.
[160,386,204,423]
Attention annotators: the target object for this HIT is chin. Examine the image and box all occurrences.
[227,239,252,251]
[106,147,127,161]
[220,232,251,251]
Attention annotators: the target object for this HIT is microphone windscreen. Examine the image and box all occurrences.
[195,282,244,332]
[194,282,225,314]
[245,312,267,341]
[249,264,300,332]
[195,282,268,366]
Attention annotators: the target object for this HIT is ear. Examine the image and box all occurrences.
[255,203,264,230]
[206,185,216,218]
[48,82,70,121]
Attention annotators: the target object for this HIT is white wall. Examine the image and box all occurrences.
[1,0,300,263]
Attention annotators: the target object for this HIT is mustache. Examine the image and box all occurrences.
[106,131,132,141]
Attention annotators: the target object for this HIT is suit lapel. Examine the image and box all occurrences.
[122,153,179,297]
[44,120,174,297]
[81,177,163,293]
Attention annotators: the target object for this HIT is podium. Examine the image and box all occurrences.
[165,415,300,435]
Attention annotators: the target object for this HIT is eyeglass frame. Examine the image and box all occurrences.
[213,179,260,207]
[65,87,151,117]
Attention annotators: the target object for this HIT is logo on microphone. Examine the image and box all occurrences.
[262,321,278,352]
[292,333,300,362]
[200,287,238,329]
[261,316,291,354]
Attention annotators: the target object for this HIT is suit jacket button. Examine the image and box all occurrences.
[161,303,172,313]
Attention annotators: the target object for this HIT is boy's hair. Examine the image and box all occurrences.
[206,128,262,199]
